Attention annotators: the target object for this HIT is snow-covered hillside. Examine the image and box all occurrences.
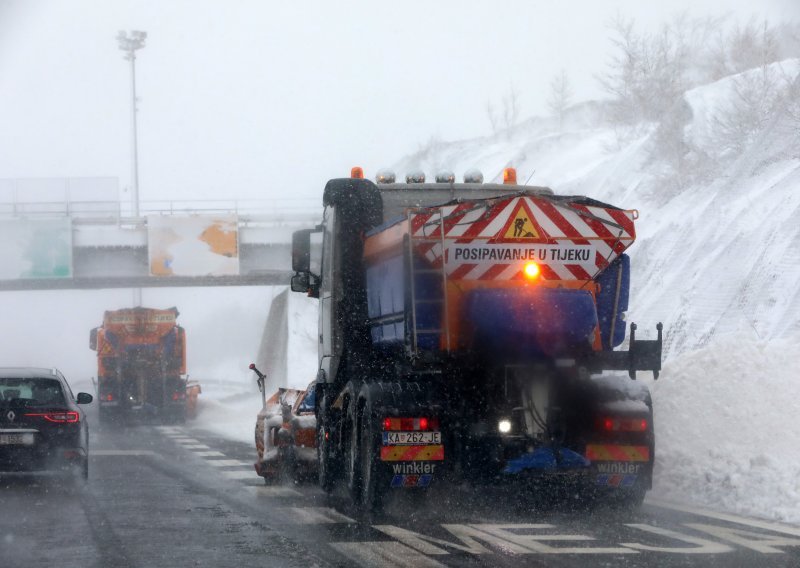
[394,60,800,523]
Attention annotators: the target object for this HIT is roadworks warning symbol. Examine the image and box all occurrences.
[498,199,544,242]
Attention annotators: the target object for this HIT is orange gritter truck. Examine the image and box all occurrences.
[289,167,663,511]
[90,307,200,424]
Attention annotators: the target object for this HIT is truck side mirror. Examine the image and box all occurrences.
[291,228,321,298]
[89,328,98,351]
[292,229,314,272]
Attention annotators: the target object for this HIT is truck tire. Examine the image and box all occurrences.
[317,394,339,493]
[359,404,386,511]
[163,408,186,425]
[98,406,115,427]
[344,402,362,501]
[317,425,336,493]
[619,486,647,509]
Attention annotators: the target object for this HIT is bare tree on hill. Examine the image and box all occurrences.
[486,100,499,135]
[502,84,521,138]
[548,69,573,131]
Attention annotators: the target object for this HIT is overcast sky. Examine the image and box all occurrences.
[0,0,796,205]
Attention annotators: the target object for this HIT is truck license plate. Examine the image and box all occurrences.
[383,431,441,445]
[0,433,35,445]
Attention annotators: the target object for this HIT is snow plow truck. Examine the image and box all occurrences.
[90,307,200,424]
[250,363,317,481]
[290,167,662,509]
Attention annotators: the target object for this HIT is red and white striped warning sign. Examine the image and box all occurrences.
[410,196,636,281]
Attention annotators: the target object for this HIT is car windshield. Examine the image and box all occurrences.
[0,378,66,407]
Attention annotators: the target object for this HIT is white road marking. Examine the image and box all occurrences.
[180,444,210,450]
[686,523,800,553]
[275,507,355,524]
[193,451,226,457]
[91,450,157,456]
[173,438,200,445]
[246,485,302,497]
[330,542,446,568]
[221,469,256,480]
[471,524,636,555]
[206,459,250,467]
[647,498,800,537]
[154,426,183,432]
[376,524,636,555]
[621,524,733,553]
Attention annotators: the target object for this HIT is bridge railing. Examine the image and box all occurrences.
[0,198,320,225]
[0,200,122,219]
[132,199,320,223]
[0,177,321,224]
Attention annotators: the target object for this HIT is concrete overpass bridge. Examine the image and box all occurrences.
[0,179,319,291]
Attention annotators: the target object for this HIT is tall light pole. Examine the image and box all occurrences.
[117,30,146,307]
[117,30,147,218]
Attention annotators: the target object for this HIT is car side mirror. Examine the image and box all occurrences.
[76,392,93,405]
[89,328,98,351]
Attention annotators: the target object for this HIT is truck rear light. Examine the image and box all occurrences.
[25,411,80,423]
[503,167,517,184]
[106,394,114,401]
[598,417,648,432]
[172,392,185,401]
[383,417,439,431]
[350,166,364,179]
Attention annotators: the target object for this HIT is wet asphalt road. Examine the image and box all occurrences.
[1,411,799,568]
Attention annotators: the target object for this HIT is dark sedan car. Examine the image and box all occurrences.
[0,367,92,480]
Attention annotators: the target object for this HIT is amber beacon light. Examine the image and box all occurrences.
[351,166,364,179]
[503,167,517,184]
[523,262,540,279]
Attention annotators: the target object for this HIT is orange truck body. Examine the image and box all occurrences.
[90,307,195,422]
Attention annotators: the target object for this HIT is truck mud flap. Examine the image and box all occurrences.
[380,445,444,489]
[585,444,651,489]
[386,461,440,488]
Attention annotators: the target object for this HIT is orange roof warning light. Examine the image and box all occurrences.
[503,167,517,184]
[523,262,540,279]
[351,166,364,179]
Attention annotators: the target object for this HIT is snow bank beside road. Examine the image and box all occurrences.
[652,332,800,524]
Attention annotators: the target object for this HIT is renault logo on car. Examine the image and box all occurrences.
[6,410,15,422]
